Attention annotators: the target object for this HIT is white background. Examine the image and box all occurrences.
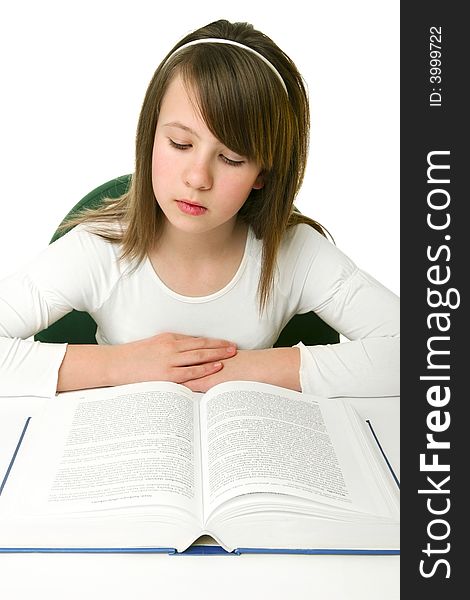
[0,0,399,295]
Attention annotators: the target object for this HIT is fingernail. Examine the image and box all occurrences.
[226,346,236,354]
[213,362,222,368]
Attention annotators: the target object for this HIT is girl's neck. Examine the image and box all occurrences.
[148,218,249,297]
[155,218,247,261]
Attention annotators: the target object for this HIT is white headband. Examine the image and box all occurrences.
[165,38,288,95]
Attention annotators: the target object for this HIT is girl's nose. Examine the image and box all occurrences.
[183,159,213,191]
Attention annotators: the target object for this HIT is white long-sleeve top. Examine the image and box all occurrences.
[0,223,399,398]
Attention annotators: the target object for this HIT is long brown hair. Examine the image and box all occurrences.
[61,20,328,310]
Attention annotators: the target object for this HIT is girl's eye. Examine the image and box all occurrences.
[169,139,191,150]
[220,155,244,167]
[168,138,244,167]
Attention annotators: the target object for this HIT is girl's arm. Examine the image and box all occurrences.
[1,325,236,398]
[0,227,235,396]
[183,287,399,398]
[184,226,399,397]
[287,229,400,398]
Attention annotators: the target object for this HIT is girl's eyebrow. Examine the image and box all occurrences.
[163,121,200,139]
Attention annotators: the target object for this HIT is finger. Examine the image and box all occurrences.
[173,361,224,382]
[174,346,236,367]
[175,336,237,352]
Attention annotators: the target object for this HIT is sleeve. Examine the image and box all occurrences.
[0,226,120,398]
[290,227,399,398]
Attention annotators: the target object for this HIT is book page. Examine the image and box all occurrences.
[200,382,394,521]
[1,382,202,520]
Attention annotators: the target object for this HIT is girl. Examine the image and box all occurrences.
[0,19,399,398]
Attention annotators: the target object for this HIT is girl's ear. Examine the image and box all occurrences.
[252,172,265,190]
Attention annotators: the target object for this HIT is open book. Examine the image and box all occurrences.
[0,381,399,554]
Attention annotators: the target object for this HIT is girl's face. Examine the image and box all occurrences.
[152,75,263,238]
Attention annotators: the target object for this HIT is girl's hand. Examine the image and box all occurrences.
[109,332,237,386]
[184,347,301,393]
[58,333,237,392]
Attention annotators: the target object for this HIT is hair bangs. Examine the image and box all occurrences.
[177,46,287,171]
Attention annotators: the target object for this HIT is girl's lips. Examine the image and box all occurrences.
[176,200,207,216]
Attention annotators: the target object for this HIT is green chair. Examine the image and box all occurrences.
[34,176,339,348]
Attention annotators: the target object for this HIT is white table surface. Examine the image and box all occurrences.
[0,395,400,600]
